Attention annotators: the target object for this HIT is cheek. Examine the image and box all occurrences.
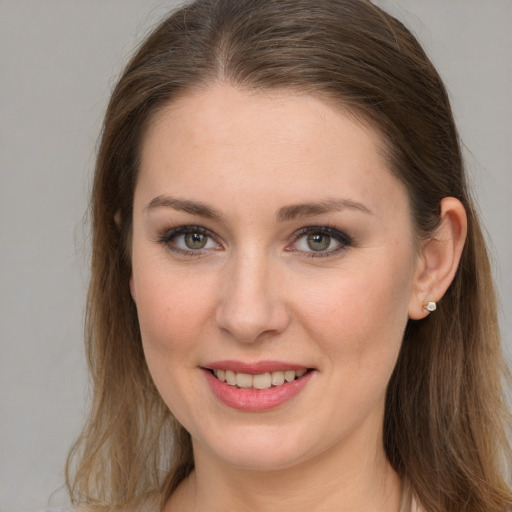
[132,260,217,356]
[296,252,414,365]
[132,261,219,418]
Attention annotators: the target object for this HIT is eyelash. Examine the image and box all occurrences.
[288,225,352,258]
[158,225,220,257]
[157,224,352,258]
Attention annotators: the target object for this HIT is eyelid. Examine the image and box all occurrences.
[157,224,351,258]
[287,225,352,257]
[158,225,223,255]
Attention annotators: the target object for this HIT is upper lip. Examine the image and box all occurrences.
[203,360,311,374]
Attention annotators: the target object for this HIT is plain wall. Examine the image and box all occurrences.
[0,1,510,511]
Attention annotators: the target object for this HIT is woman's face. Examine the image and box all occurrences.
[130,84,422,471]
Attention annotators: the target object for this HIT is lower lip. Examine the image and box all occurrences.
[203,369,314,412]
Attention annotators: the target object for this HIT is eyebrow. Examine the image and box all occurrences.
[145,195,372,221]
[276,198,372,222]
[145,196,223,220]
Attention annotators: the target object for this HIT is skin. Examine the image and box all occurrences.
[129,83,466,512]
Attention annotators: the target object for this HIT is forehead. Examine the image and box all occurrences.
[137,83,408,219]
[144,84,385,158]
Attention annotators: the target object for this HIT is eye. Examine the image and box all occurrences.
[159,226,221,254]
[182,232,209,250]
[289,226,351,257]
[299,233,334,252]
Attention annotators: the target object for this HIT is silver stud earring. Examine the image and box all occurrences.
[424,301,437,312]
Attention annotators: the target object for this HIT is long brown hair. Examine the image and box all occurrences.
[66,1,512,510]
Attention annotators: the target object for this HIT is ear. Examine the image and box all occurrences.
[129,274,136,303]
[114,209,122,231]
[408,197,467,320]
[116,210,136,302]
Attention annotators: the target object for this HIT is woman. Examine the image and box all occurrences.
[65,0,512,511]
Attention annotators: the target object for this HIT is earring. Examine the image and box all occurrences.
[424,301,437,312]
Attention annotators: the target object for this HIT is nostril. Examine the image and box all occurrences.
[215,299,291,344]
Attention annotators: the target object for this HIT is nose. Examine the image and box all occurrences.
[215,251,290,343]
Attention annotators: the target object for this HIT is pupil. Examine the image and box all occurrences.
[307,233,330,251]
[185,232,207,249]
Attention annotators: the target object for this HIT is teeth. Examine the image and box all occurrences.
[271,371,285,386]
[225,370,236,386]
[212,368,308,389]
[235,372,253,388]
[284,370,295,382]
[253,373,272,390]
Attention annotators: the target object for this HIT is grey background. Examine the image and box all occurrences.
[0,1,510,511]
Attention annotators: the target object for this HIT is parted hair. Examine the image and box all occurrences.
[66,1,512,511]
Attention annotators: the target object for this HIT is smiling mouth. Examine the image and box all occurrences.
[210,368,310,390]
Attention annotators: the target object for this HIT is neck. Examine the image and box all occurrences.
[166,425,402,512]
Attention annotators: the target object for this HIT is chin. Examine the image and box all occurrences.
[220,447,308,472]
[194,422,320,472]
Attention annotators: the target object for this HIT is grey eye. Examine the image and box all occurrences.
[306,233,331,251]
[184,232,209,249]
[291,226,351,256]
[162,227,220,253]
[295,231,340,253]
